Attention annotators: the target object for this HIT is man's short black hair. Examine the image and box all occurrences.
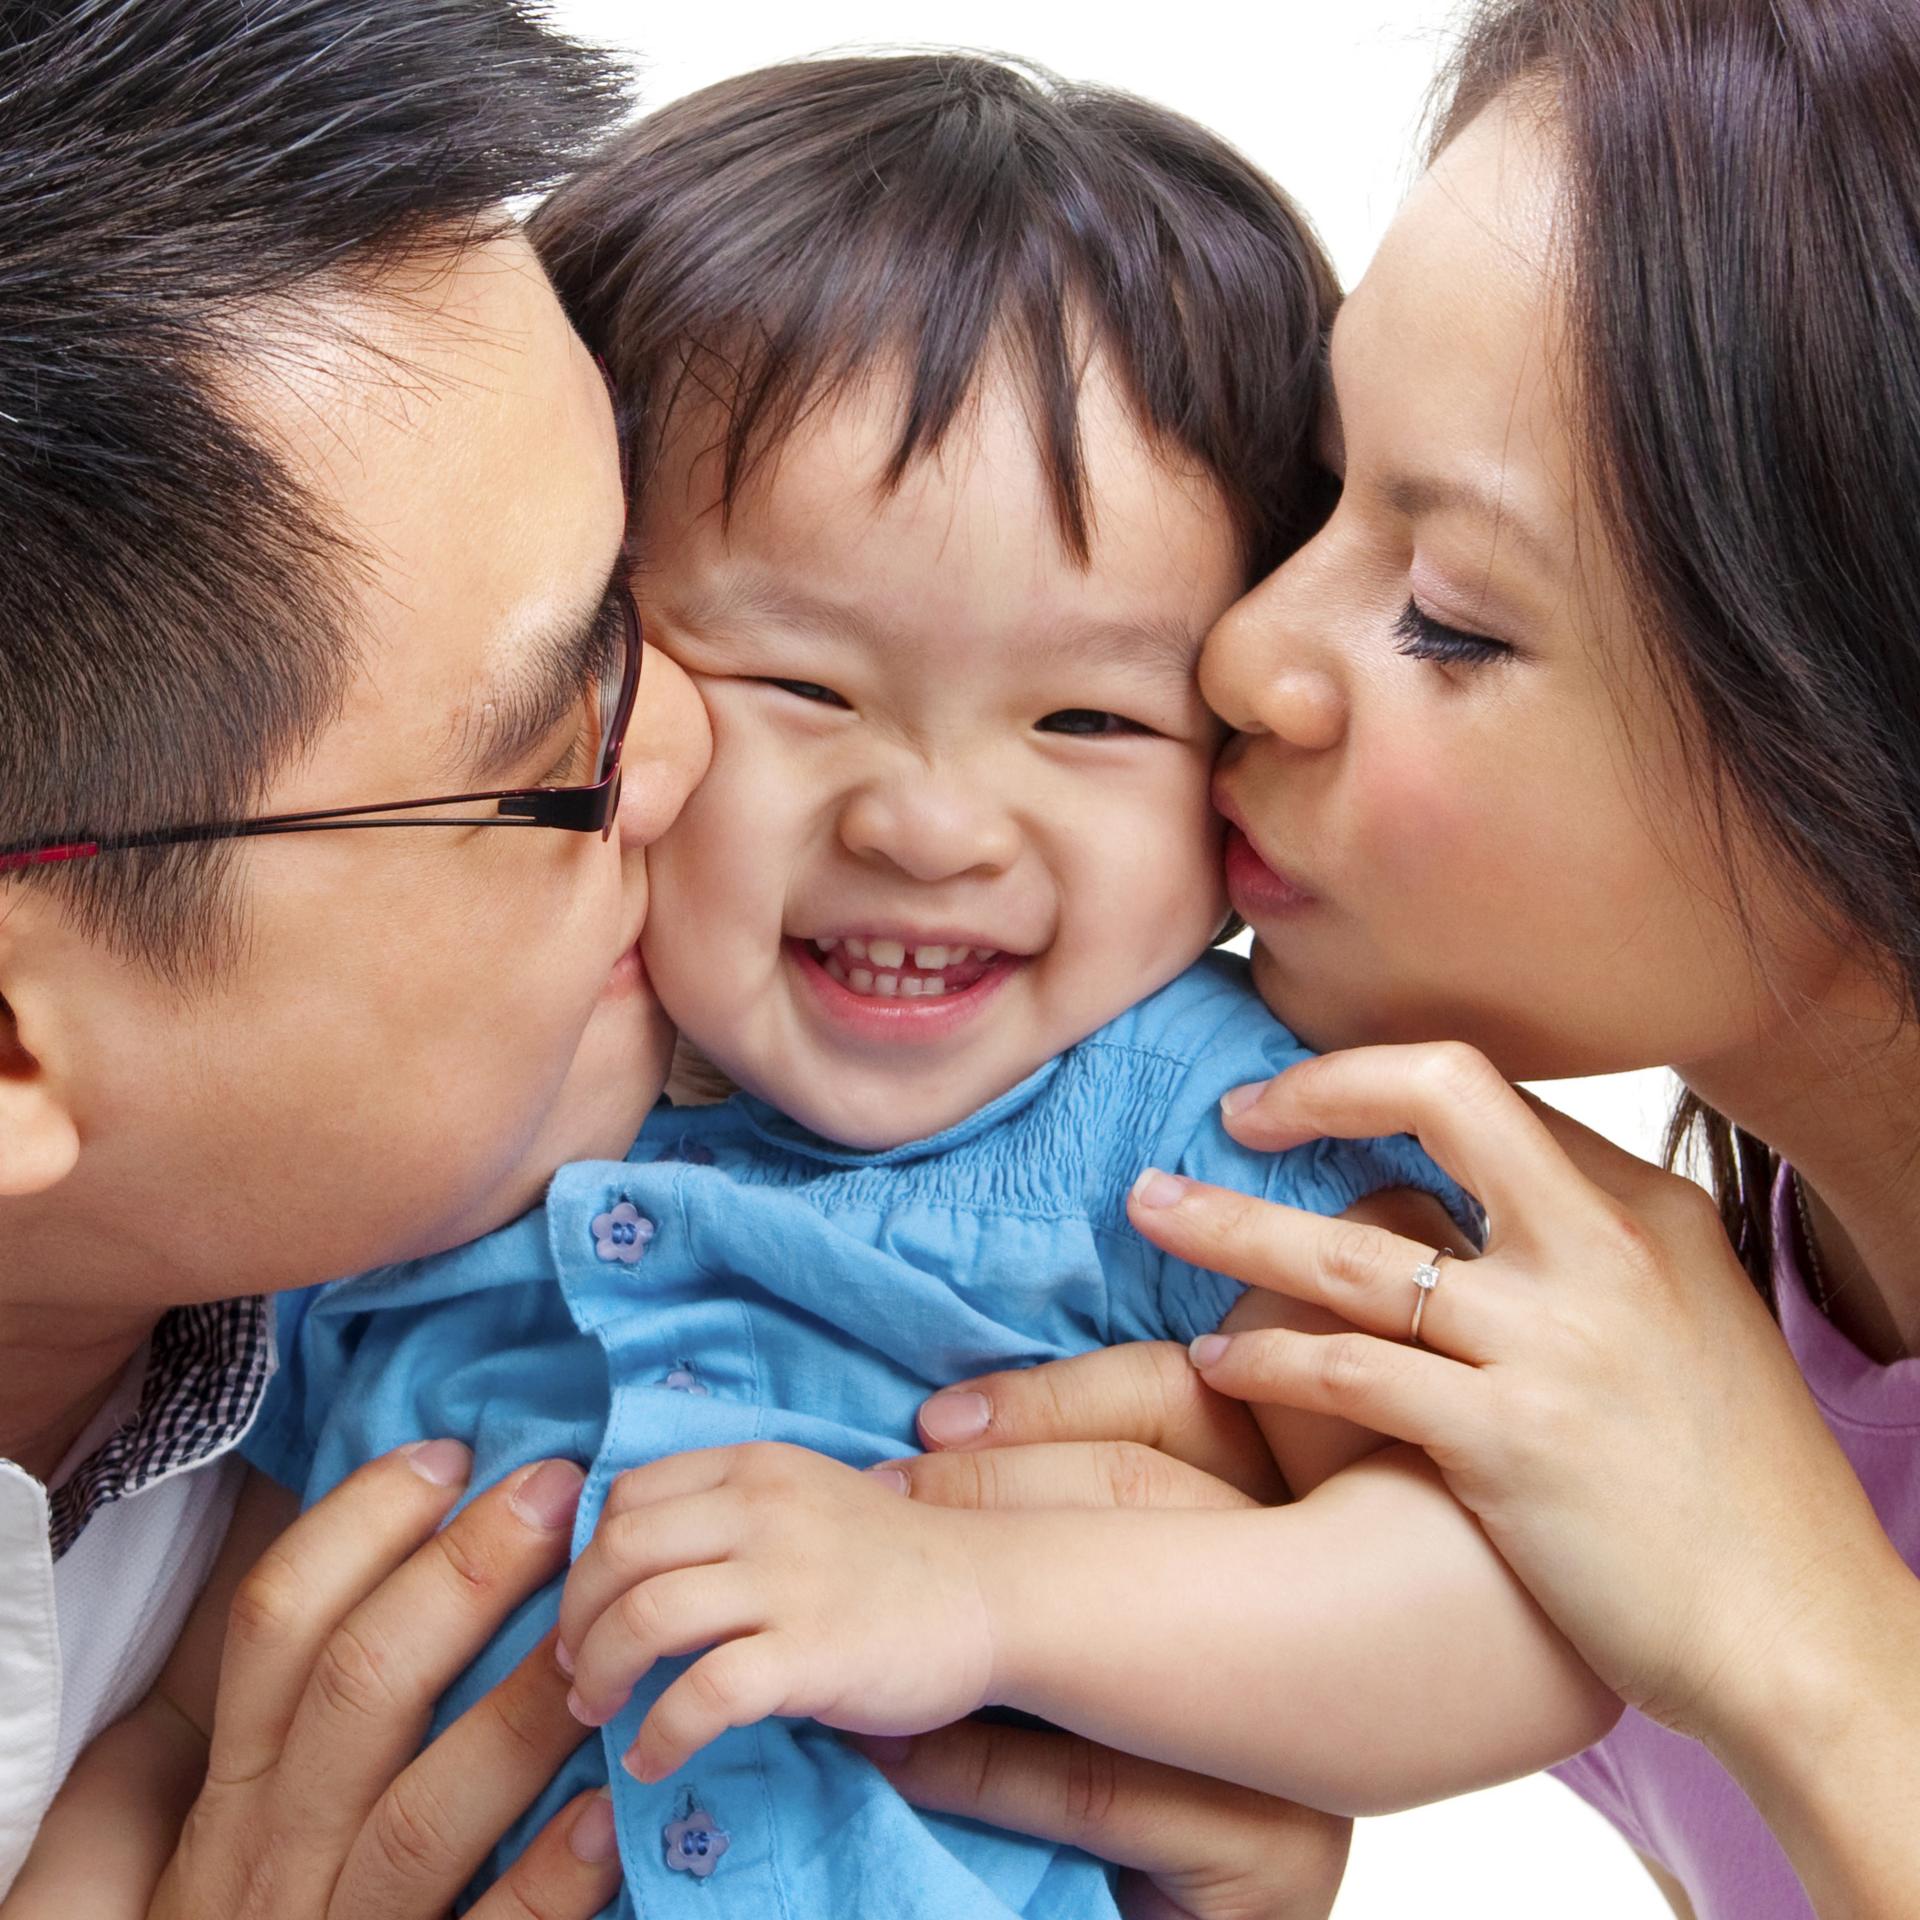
[0,0,631,972]
[532,52,1341,584]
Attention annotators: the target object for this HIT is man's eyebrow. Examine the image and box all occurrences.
[445,557,626,784]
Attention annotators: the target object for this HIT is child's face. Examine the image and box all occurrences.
[637,362,1239,1148]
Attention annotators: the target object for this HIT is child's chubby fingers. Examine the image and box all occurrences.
[558,1486,754,1675]
[622,1632,800,1784]
[565,1563,767,1728]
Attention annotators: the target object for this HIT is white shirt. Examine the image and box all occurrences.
[0,1300,270,1898]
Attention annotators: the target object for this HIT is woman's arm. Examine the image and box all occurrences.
[1137,1041,1920,1916]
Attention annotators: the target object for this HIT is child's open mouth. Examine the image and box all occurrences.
[787,933,1024,1041]
[809,934,1000,999]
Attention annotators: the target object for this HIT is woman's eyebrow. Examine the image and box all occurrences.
[1379,468,1559,571]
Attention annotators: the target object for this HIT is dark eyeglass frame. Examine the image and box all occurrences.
[0,366,642,879]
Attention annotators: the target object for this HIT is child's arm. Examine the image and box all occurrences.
[555,1427,1617,1817]
[0,1469,297,1920]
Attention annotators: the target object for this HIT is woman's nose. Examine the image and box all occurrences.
[615,645,713,852]
[1200,568,1348,752]
[837,775,1022,884]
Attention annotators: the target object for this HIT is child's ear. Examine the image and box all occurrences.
[0,931,82,1196]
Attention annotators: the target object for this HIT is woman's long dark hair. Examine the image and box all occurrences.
[1432,0,1920,1290]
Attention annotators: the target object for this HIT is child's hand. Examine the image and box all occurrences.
[556,1442,1003,1781]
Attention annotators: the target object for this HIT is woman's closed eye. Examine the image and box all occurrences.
[1035,708,1155,739]
[1392,599,1510,668]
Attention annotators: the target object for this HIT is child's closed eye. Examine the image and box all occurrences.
[758,677,852,709]
[1035,708,1156,739]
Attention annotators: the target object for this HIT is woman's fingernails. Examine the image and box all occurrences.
[1130,1168,1188,1209]
[509,1458,586,1532]
[1189,1334,1231,1368]
[566,1688,598,1726]
[866,1465,911,1495]
[403,1438,472,1487]
[918,1389,991,1447]
[569,1788,619,1864]
[555,1639,576,1677]
[1221,1082,1264,1117]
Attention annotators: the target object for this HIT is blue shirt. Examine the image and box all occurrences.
[249,955,1470,1919]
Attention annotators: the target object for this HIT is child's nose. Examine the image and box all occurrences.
[837,779,1021,883]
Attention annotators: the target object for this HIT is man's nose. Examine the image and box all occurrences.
[1200,564,1349,752]
[837,773,1021,884]
[614,646,713,852]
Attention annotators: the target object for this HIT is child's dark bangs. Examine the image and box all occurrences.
[532,52,1342,580]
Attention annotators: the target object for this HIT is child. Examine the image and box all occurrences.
[8,53,1601,1920]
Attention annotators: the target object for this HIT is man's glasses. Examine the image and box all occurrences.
[0,587,641,875]
[0,364,642,878]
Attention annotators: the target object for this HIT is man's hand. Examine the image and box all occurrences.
[149,1443,621,1920]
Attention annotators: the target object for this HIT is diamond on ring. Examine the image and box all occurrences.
[1412,1259,1442,1293]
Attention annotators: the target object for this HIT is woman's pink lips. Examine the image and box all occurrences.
[788,937,1020,1045]
[1221,822,1317,917]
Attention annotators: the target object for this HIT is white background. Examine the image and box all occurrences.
[549,3,1676,1910]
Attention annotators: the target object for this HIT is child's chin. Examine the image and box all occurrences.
[782,1073,1001,1154]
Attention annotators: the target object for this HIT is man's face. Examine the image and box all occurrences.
[2,233,709,1316]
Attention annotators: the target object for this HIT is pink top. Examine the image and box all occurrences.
[1552,1173,1920,1915]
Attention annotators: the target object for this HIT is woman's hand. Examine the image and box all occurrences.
[1127,1043,1919,1757]
[149,1445,621,1920]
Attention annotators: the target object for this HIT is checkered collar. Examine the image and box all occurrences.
[48,1295,272,1560]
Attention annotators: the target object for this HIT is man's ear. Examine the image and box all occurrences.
[0,907,82,1196]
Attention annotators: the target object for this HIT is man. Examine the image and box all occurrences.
[0,4,1346,1913]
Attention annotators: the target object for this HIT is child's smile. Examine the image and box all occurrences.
[636,361,1243,1150]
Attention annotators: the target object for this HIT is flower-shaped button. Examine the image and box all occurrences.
[662,1362,710,1396]
[662,1807,730,1878]
[590,1200,654,1265]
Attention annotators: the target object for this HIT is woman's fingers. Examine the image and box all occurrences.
[462,1789,623,1920]
[1187,1326,1479,1449]
[266,1458,585,1866]
[1128,1177,1502,1359]
[208,1440,475,1785]
[858,1724,1350,1920]
[881,1436,1265,1514]
[330,1631,594,1919]
[916,1339,1284,1502]
[1220,1043,1599,1236]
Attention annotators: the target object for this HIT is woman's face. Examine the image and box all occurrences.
[1205,98,1836,1085]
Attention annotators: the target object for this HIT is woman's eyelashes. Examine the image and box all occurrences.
[1392,598,1509,667]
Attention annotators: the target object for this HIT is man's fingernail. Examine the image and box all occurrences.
[509,1459,586,1532]
[918,1389,991,1447]
[1221,1082,1264,1117]
[866,1465,911,1495]
[569,1788,618,1864]
[566,1688,599,1726]
[852,1734,913,1766]
[555,1639,575,1677]
[1189,1333,1231,1368]
[1130,1168,1188,1209]
[403,1439,472,1487]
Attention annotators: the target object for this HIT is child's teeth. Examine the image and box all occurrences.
[868,938,907,969]
[844,936,869,961]
[850,968,874,991]
[875,973,899,996]
[817,936,841,952]
[901,976,925,997]
[912,944,948,969]
[826,955,849,984]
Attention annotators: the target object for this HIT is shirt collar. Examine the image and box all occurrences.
[47,1295,272,1560]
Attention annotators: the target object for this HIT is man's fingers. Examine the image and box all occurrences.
[209,1440,474,1786]
[883,1438,1265,1514]
[917,1341,1283,1500]
[462,1789,623,1920]
[859,1724,1351,1920]
[330,1631,596,1919]
[268,1458,584,1864]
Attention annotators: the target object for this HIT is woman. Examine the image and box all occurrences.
[902,0,1920,1912]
